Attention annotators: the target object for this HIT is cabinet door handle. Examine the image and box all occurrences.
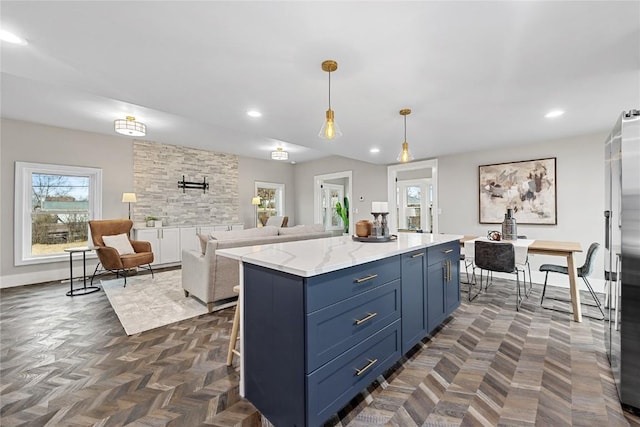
[443,249,453,254]
[355,358,378,376]
[411,252,424,258]
[354,274,378,283]
[354,312,378,325]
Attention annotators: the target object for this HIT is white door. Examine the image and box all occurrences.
[321,183,344,232]
[396,179,432,232]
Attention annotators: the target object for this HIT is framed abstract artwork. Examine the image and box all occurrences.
[478,157,557,224]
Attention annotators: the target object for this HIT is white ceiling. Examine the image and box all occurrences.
[1,1,638,165]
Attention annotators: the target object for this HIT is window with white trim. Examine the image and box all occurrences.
[14,162,102,265]
[255,181,284,227]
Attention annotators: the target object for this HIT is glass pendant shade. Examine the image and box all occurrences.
[397,141,415,163]
[397,108,414,163]
[318,109,342,139]
[319,60,341,140]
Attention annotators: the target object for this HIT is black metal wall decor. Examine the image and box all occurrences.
[178,175,209,193]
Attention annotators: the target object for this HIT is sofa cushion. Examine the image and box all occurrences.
[102,233,135,255]
[209,225,279,241]
[278,224,326,236]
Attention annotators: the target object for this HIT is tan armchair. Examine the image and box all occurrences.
[89,219,154,286]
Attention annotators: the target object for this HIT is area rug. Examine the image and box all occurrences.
[101,269,236,335]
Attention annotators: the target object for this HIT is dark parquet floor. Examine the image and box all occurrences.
[1,270,639,426]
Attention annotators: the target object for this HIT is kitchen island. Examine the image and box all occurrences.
[217,233,462,427]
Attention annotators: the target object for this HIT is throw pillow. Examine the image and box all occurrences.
[198,233,213,255]
[102,233,135,255]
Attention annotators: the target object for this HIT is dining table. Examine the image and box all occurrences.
[460,236,584,322]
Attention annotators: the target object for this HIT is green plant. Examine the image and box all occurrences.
[335,197,349,234]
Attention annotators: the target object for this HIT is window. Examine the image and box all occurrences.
[255,181,284,227]
[15,162,102,265]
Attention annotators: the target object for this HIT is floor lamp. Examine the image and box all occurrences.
[252,197,261,227]
[122,192,137,220]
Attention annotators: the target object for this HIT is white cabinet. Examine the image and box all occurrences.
[136,224,244,265]
[135,228,181,265]
[179,227,200,256]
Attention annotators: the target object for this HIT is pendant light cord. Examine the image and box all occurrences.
[404,115,407,142]
[328,70,331,109]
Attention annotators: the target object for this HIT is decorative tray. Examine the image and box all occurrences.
[352,235,397,243]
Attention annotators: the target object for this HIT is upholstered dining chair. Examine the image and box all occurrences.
[265,215,288,227]
[474,240,528,311]
[539,242,604,318]
[89,219,154,287]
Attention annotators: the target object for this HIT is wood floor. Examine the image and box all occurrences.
[1,271,639,426]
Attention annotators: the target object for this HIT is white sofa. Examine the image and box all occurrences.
[181,224,331,311]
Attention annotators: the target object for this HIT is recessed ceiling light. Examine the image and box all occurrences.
[370,148,380,153]
[0,30,28,45]
[545,110,565,118]
[247,110,262,118]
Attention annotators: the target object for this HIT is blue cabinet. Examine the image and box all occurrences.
[243,242,460,427]
[427,241,460,333]
[401,249,427,353]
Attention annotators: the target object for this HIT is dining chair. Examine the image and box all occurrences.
[539,242,604,318]
[474,240,528,311]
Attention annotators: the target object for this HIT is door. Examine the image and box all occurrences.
[401,250,427,353]
[321,183,344,232]
[396,179,432,232]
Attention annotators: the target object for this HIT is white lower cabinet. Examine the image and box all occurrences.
[135,224,244,266]
[135,228,181,265]
[179,227,200,256]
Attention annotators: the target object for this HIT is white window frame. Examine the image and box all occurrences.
[14,162,102,266]
[254,181,285,226]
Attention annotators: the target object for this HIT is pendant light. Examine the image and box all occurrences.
[397,109,415,163]
[319,60,342,140]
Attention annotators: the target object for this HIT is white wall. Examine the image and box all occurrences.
[438,131,608,291]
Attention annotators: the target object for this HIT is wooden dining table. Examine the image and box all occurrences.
[461,236,584,322]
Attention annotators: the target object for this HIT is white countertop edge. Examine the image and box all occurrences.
[216,233,463,277]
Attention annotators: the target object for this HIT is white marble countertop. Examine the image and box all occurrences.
[216,233,463,277]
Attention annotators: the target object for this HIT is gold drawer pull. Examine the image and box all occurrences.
[354,274,378,283]
[355,358,378,376]
[354,312,378,325]
[411,252,424,258]
[443,249,453,254]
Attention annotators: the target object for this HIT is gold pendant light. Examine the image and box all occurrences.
[397,109,415,163]
[319,60,342,140]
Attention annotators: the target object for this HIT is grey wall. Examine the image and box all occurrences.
[0,119,296,286]
[1,117,609,292]
[438,131,607,288]
[238,157,296,227]
[1,118,133,286]
[293,156,388,226]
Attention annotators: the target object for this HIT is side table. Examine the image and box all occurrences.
[64,246,101,296]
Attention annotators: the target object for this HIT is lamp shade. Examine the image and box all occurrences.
[122,192,137,203]
[252,197,261,205]
[115,116,146,136]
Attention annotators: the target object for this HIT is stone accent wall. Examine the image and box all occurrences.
[133,141,239,226]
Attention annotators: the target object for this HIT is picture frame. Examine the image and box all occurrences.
[478,157,557,224]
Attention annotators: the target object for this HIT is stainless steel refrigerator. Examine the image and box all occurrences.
[604,109,640,413]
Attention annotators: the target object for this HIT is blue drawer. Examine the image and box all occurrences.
[307,320,401,427]
[428,241,459,265]
[307,279,401,372]
[306,255,401,312]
